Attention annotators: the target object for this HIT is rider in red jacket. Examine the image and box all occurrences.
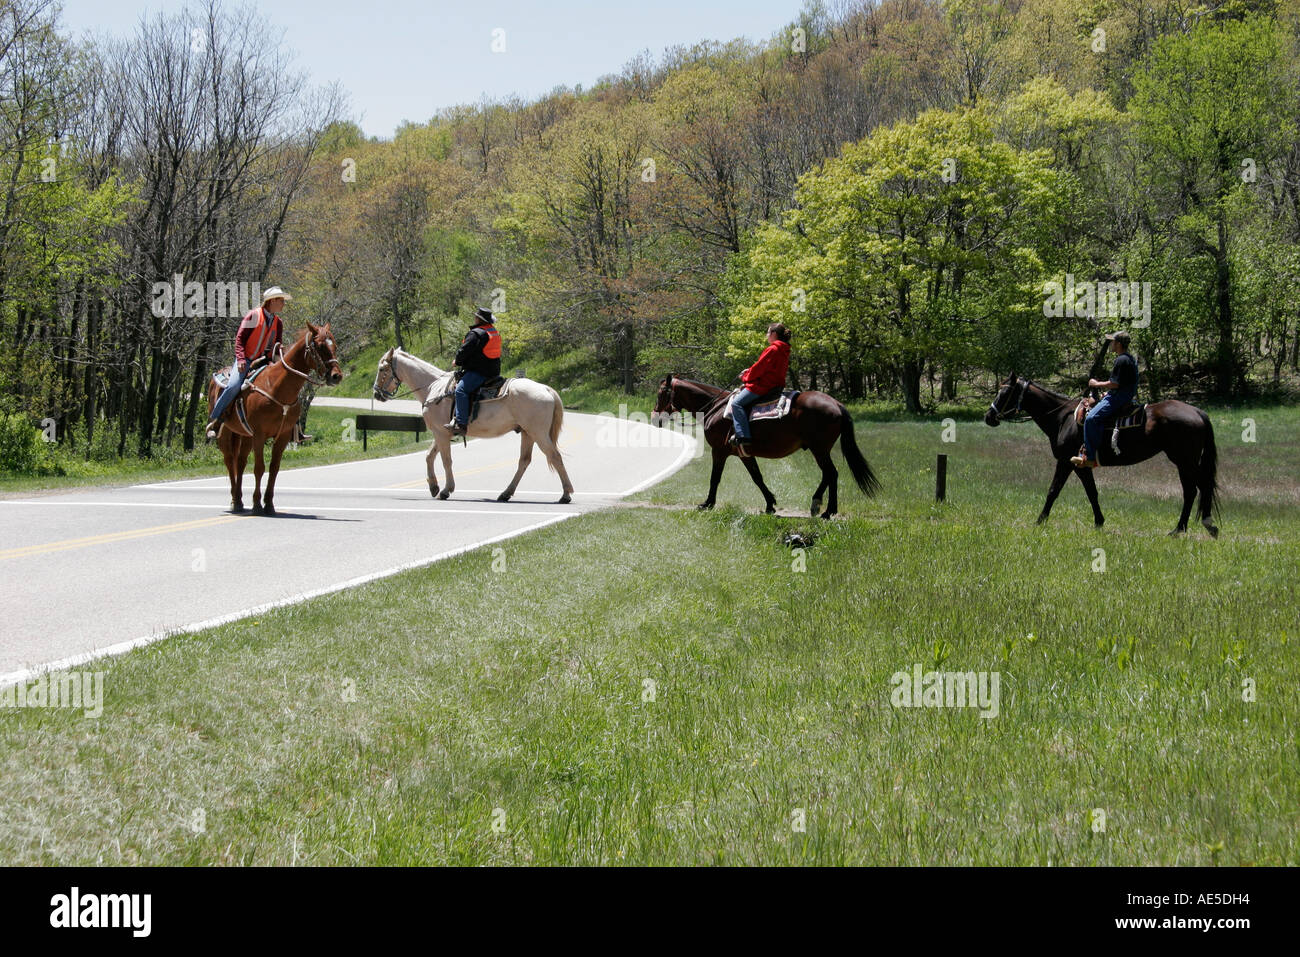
[730,323,791,457]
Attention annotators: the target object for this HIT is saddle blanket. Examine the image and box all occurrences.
[723,389,799,423]
[212,362,270,390]
[1075,396,1146,430]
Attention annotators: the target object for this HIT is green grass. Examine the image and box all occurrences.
[1,404,1296,864]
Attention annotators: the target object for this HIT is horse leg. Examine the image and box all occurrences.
[809,447,838,518]
[498,433,534,502]
[223,438,243,513]
[233,437,250,512]
[425,440,440,498]
[1171,462,1197,536]
[251,440,266,514]
[1038,459,1073,524]
[1075,466,1105,528]
[740,456,778,514]
[698,447,728,510]
[263,434,290,516]
[437,432,455,500]
[532,430,574,505]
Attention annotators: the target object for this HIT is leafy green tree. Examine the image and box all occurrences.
[1129,15,1296,393]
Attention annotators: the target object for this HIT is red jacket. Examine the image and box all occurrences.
[742,340,790,395]
[234,307,282,364]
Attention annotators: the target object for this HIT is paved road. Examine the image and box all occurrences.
[0,406,695,682]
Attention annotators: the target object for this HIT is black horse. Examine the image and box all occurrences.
[985,374,1219,536]
[653,375,879,518]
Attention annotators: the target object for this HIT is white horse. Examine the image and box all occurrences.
[372,347,574,504]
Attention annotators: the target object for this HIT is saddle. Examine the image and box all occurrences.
[211,360,270,391]
[722,388,799,423]
[1075,395,1147,459]
[430,374,512,422]
[1075,395,1145,429]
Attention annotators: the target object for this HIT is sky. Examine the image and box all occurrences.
[55,0,804,139]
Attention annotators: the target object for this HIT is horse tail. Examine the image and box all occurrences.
[836,403,880,497]
[1198,410,1219,522]
[546,388,564,471]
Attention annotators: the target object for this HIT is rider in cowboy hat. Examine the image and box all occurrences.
[1071,329,1138,469]
[448,306,502,437]
[205,286,291,440]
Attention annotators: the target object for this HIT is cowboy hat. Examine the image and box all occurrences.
[261,286,293,304]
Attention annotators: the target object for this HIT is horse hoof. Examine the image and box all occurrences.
[251,503,263,515]
[766,504,777,515]
[1036,514,1048,525]
[697,502,714,511]
[437,491,451,501]
[1205,524,1219,539]
[231,503,245,514]
[558,494,571,505]
[1168,528,1186,537]
[429,485,439,499]
[497,492,512,502]
[821,511,835,521]
[263,505,276,517]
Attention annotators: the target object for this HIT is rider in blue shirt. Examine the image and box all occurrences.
[1072,330,1138,468]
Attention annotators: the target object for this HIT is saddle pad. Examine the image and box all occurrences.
[722,390,798,422]
[211,362,269,390]
[1114,404,1147,430]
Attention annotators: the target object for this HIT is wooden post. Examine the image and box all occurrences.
[936,453,947,502]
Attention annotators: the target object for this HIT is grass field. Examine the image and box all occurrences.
[1,403,1296,864]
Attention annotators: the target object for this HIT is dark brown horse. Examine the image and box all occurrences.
[652,375,879,518]
[985,374,1219,536]
[206,322,343,514]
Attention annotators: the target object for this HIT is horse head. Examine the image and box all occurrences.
[985,372,1023,427]
[373,347,401,401]
[306,322,344,386]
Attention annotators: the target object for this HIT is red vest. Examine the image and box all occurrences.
[481,324,501,359]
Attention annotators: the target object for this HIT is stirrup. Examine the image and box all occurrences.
[1070,454,1097,469]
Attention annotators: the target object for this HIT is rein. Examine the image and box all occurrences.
[990,378,1077,424]
[247,336,334,419]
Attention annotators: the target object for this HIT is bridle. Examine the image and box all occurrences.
[988,378,1032,422]
[989,377,1078,423]
[658,376,678,416]
[245,331,339,419]
[373,349,419,401]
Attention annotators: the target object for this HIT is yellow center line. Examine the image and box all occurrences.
[386,428,586,488]
[0,514,250,561]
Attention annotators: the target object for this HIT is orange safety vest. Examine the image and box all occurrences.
[481,324,502,359]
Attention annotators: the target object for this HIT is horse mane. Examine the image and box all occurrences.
[1022,378,1075,403]
[394,347,446,379]
[672,376,727,395]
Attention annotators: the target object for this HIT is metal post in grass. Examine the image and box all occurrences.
[936,453,947,502]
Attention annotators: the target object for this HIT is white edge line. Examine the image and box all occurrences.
[1,415,690,686]
[0,501,576,515]
[0,513,577,690]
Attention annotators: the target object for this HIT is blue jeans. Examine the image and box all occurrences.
[210,363,247,422]
[729,388,763,441]
[454,370,487,426]
[1083,391,1134,461]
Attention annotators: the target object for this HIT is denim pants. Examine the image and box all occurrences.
[454,370,487,426]
[1083,391,1134,461]
[210,363,247,422]
[729,388,763,441]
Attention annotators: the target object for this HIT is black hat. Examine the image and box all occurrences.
[1105,330,1131,346]
[473,307,494,325]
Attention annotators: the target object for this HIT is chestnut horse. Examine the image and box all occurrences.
[206,322,343,514]
[985,373,1219,536]
[652,374,879,518]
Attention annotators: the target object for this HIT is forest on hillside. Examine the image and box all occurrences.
[3,0,1300,463]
